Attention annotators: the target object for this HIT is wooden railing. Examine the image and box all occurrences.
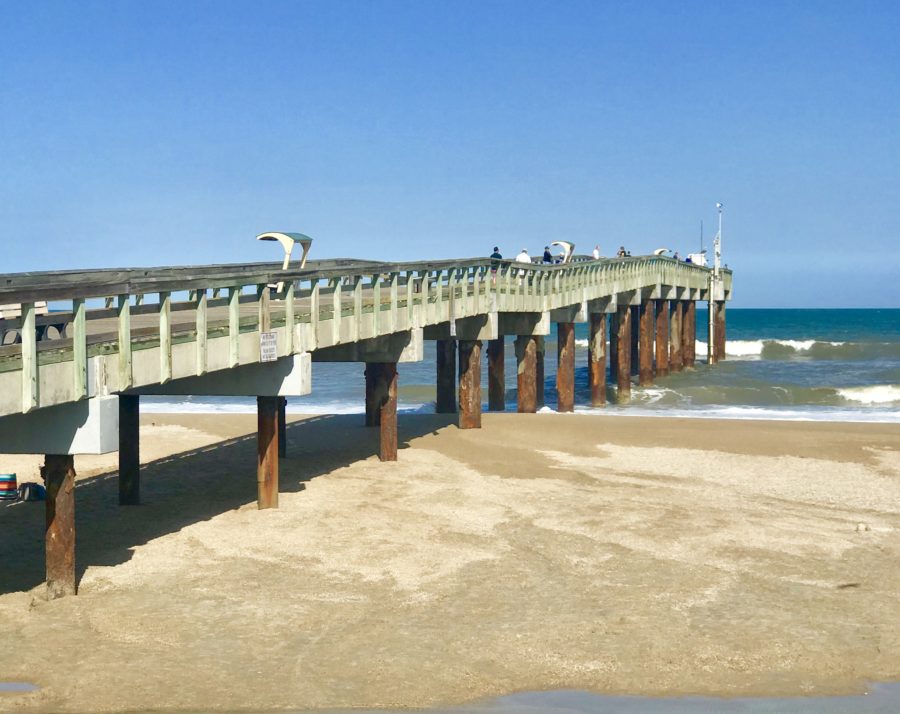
[0,255,730,417]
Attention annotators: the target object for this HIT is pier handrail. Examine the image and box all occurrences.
[0,254,731,418]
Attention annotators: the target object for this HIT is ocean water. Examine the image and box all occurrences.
[143,309,900,423]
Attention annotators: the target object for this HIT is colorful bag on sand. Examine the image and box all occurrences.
[0,473,17,501]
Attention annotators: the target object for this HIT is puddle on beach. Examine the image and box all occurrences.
[127,683,900,714]
[0,681,39,692]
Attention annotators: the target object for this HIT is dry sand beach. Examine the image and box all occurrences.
[1,413,899,712]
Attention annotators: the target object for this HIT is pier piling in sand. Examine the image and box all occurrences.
[256,396,279,509]
[458,340,482,429]
[43,454,77,599]
[118,394,140,505]
[588,312,606,407]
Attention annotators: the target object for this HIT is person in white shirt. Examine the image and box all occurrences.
[592,245,601,260]
[515,249,531,264]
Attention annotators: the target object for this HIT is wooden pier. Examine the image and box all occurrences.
[0,250,732,597]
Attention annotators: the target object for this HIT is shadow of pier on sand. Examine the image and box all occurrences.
[0,412,458,596]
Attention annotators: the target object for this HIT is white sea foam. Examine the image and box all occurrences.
[837,385,900,405]
[573,404,900,424]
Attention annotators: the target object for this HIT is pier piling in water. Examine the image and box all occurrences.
[487,338,505,411]
[655,299,669,377]
[616,305,632,402]
[683,300,696,368]
[515,335,537,413]
[556,322,575,412]
[588,313,606,407]
[670,300,684,372]
[435,339,457,414]
[630,305,640,376]
[639,300,654,386]
[535,336,545,408]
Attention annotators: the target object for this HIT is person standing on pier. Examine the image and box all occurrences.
[490,246,502,284]
[592,245,601,259]
[542,246,553,264]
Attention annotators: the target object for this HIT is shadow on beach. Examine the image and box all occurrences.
[0,412,457,595]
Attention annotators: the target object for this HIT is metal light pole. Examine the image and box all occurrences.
[708,202,723,365]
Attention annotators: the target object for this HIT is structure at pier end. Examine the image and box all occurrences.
[0,246,732,597]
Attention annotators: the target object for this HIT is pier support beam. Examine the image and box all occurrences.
[707,299,717,365]
[615,305,632,402]
[257,396,279,509]
[609,310,619,386]
[118,395,140,506]
[535,336,545,409]
[588,313,606,407]
[435,339,457,414]
[655,299,669,377]
[458,340,482,429]
[487,338,505,411]
[669,300,683,373]
[370,363,398,461]
[639,301,654,386]
[556,322,575,412]
[630,306,640,376]
[515,335,537,413]
[278,397,287,457]
[714,301,726,362]
[43,454,76,599]
[683,301,696,368]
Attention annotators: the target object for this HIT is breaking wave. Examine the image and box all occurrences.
[574,337,900,361]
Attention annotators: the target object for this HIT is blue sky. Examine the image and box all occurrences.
[1,1,898,307]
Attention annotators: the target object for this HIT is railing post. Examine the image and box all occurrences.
[285,281,295,354]
[117,295,132,390]
[20,301,38,412]
[229,287,240,367]
[159,291,172,383]
[73,298,87,399]
[196,290,208,375]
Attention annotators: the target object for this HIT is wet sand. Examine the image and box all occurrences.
[1,413,899,712]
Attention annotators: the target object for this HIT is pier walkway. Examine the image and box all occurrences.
[0,249,732,598]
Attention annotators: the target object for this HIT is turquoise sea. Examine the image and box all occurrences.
[144,309,900,423]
